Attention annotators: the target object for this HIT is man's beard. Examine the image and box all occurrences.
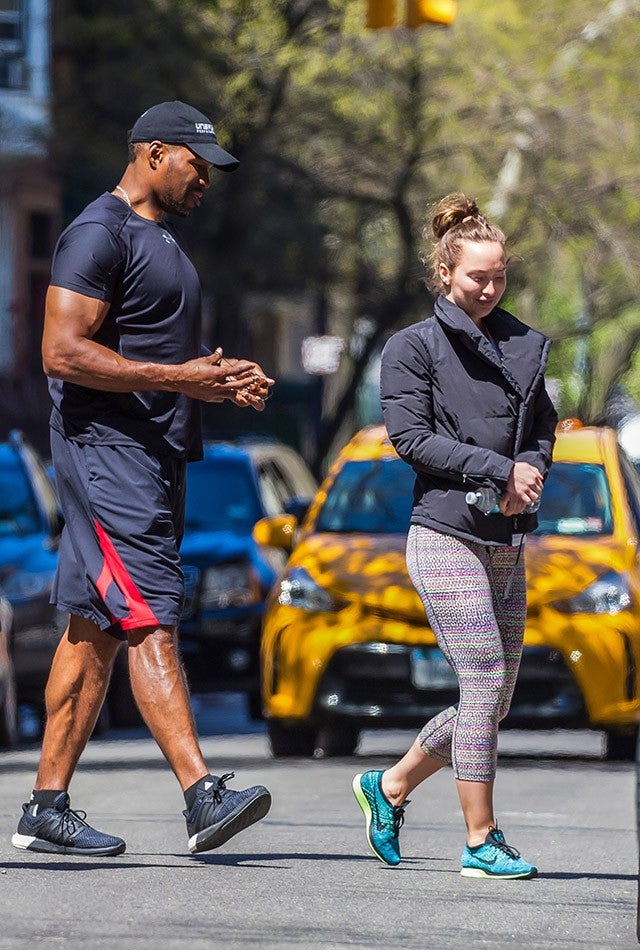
[162,195,191,218]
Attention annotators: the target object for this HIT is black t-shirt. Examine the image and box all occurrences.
[48,192,203,460]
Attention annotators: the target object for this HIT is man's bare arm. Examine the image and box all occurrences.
[42,287,272,404]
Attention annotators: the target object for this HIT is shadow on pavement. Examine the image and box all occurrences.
[540,871,637,882]
[189,851,416,865]
[0,860,176,872]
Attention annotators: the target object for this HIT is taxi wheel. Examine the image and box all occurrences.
[316,725,360,758]
[604,728,638,762]
[268,719,317,757]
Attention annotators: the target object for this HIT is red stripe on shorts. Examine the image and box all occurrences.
[94,519,159,630]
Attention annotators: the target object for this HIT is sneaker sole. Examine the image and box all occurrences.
[460,866,538,880]
[11,832,126,857]
[351,773,399,867]
[188,789,272,854]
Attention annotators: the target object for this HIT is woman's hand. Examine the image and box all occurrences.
[500,462,543,516]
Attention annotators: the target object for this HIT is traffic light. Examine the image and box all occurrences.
[406,0,457,27]
[365,0,396,29]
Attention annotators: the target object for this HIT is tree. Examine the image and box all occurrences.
[52,0,640,470]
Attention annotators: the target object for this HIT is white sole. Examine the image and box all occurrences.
[11,831,126,856]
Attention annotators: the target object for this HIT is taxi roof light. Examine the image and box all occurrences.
[556,418,583,433]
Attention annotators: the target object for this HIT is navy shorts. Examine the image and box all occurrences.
[50,429,187,640]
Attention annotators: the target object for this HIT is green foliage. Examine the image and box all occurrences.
[54,0,640,456]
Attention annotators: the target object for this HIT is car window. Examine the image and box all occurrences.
[0,445,41,536]
[315,458,414,533]
[185,457,264,534]
[18,440,61,536]
[535,462,613,536]
[270,451,317,499]
[256,461,291,516]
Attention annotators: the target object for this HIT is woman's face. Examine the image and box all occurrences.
[439,239,507,324]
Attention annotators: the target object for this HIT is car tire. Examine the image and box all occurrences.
[604,727,638,761]
[267,719,317,757]
[247,690,265,722]
[0,673,18,749]
[315,725,360,757]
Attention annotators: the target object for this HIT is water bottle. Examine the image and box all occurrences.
[465,487,541,516]
[465,487,500,514]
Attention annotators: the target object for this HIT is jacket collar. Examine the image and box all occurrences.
[432,294,549,399]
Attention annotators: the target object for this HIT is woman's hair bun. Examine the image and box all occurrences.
[431,193,481,240]
[420,191,505,293]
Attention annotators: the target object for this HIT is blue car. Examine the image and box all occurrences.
[0,431,62,716]
[178,439,317,718]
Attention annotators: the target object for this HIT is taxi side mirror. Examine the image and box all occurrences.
[253,514,297,553]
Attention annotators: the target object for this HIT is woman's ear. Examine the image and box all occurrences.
[439,261,451,287]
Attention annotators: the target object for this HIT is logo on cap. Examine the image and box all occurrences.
[194,122,214,135]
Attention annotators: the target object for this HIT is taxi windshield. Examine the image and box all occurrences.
[535,462,613,536]
[314,457,614,538]
[316,459,413,533]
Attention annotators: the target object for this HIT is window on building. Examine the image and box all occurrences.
[0,0,24,49]
[0,0,25,89]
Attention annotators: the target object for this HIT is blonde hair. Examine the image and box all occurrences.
[421,193,506,293]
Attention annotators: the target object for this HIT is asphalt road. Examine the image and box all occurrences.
[0,695,637,949]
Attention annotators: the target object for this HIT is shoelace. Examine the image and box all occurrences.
[487,826,521,860]
[201,771,235,804]
[374,794,410,835]
[392,801,410,836]
[59,806,89,841]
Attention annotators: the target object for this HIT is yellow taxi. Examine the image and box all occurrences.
[255,423,640,759]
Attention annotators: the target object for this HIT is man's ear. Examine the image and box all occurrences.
[147,141,166,169]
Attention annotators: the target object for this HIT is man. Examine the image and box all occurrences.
[11,101,274,857]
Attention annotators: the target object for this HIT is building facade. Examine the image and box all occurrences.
[0,0,59,446]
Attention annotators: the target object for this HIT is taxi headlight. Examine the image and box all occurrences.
[554,571,632,615]
[277,567,340,612]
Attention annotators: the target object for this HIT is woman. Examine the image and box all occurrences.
[352,193,557,879]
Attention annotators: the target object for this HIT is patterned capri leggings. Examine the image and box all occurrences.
[406,525,527,783]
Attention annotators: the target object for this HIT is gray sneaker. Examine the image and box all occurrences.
[183,772,271,854]
[12,793,126,856]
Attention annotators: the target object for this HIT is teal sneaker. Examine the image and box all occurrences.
[461,826,537,879]
[352,771,408,867]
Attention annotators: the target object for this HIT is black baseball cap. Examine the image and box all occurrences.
[128,101,239,172]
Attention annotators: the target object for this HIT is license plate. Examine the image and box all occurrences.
[410,648,458,689]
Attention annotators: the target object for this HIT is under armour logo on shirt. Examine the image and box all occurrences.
[162,232,176,245]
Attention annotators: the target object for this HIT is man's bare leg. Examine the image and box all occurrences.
[35,614,120,790]
[127,624,271,854]
[126,625,208,790]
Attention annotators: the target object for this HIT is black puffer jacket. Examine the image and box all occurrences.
[380,295,558,545]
